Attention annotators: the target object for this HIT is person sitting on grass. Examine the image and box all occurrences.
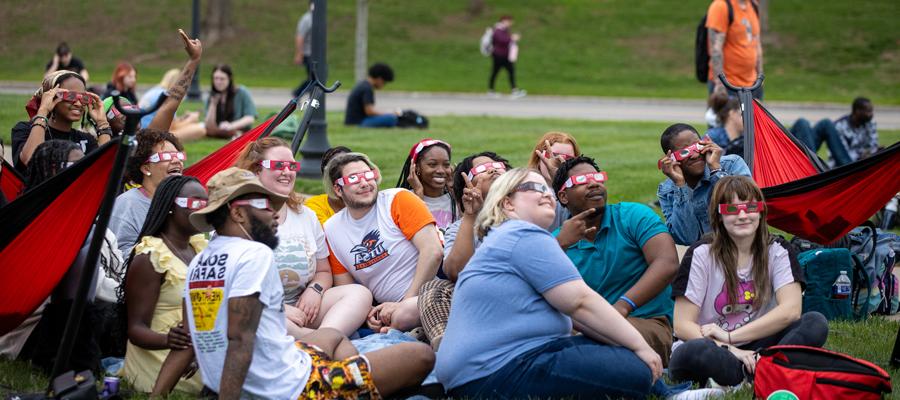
[706,93,745,157]
[139,69,207,142]
[668,176,828,387]
[121,175,207,394]
[418,151,510,350]
[102,62,139,104]
[790,97,879,167]
[396,138,457,232]
[205,64,257,138]
[12,70,111,175]
[235,138,372,338]
[45,42,89,81]
[435,168,664,398]
[304,145,352,225]
[553,156,679,365]
[527,131,582,231]
[323,152,443,333]
[657,123,750,246]
[344,63,400,128]
[153,167,434,399]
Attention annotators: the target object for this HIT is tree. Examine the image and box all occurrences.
[203,0,235,46]
[354,0,368,82]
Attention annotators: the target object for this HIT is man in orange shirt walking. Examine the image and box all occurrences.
[706,0,763,99]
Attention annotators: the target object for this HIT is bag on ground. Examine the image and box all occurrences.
[397,110,429,129]
[846,223,899,315]
[798,248,867,320]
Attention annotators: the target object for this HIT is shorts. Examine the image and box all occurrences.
[295,342,381,400]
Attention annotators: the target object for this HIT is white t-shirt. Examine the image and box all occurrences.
[671,239,802,348]
[423,193,455,232]
[325,189,436,303]
[184,235,311,399]
[274,205,330,305]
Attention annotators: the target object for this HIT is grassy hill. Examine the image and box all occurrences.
[0,0,898,104]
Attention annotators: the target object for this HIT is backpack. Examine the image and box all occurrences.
[797,248,869,321]
[397,110,429,129]
[846,223,899,315]
[479,27,493,57]
[694,0,758,83]
[754,345,892,400]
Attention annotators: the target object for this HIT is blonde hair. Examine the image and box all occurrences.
[234,137,304,212]
[527,131,581,170]
[323,152,382,200]
[159,69,181,91]
[474,168,533,239]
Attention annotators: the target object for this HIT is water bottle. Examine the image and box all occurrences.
[832,271,851,299]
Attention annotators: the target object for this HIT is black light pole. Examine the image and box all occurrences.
[298,0,331,178]
[187,0,202,101]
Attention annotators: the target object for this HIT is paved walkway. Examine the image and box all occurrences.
[2,81,899,129]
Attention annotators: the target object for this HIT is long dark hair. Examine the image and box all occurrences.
[23,140,80,193]
[396,141,456,220]
[211,63,236,122]
[452,151,511,214]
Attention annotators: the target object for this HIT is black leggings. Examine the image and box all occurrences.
[668,311,829,386]
[489,55,516,90]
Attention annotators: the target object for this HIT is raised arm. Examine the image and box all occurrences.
[148,29,202,131]
[218,294,263,400]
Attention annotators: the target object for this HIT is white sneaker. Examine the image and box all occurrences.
[510,88,527,99]
[667,388,726,400]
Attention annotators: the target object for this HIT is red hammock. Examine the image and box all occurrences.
[1,158,25,202]
[184,116,275,185]
[0,141,118,335]
[749,100,900,244]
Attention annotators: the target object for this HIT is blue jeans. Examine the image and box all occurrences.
[359,114,398,128]
[450,335,667,399]
[790,118,852,166]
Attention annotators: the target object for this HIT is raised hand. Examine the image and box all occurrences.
[699,138,723,170]
[407,162,425,197]
[535,140,565,183]
[37,85,63,115]
[658,151,685,186]
[85,92,109,126]
[178,29,202,61]
[556,207,599,248]
[460,172,483,216]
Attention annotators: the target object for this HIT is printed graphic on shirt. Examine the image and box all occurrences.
[187,253,229,332]
[350,230,389,271]
[714,279,756,331]
[276,235,315,296]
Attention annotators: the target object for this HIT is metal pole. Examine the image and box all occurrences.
[299,0,330,178]
[187,0,202,101]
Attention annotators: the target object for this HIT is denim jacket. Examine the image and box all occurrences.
[657,154,751,246]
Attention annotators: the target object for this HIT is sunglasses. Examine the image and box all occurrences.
[335,170,378,186]
[230,198,275,212]
[543,150,575,161]
[57,91,95,105]
[174,196,208,210]
[718,202,766,215]
[468,161,506,180]
[259,160,300,172]
[513,181,554,196]
[563,171,608,189]
[146,151,186,163]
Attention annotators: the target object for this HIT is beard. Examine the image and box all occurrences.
[248,213,280,250]
[343,193,377,210]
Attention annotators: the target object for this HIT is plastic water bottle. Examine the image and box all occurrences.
[832,271,851,299]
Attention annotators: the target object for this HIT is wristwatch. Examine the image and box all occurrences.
[311,283,324,295]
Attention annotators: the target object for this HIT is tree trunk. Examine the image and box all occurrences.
[354,0,368,83]
[203,0,234,46]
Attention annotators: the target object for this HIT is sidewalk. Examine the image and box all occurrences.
[2,81,899,129]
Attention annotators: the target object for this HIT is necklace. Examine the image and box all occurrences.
[160,233,196,265]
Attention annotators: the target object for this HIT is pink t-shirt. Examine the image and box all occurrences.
[671,238,803,347]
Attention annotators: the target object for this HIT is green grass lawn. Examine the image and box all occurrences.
[2,92,900,398]
[0,1,897,104]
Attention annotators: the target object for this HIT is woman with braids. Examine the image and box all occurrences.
[396,138,457,232]
[205,64,257,138]
[668,176,827,387]
[22,139,83,192]
[304,145,352,225]
[121,175,207,394]
[235,138,372,338]
[11,69,111,175]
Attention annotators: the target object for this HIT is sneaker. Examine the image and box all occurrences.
[510,88,527,99]
[667,388,726,400]
[486,90,501,98]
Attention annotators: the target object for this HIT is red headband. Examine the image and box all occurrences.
[409,139,450,163]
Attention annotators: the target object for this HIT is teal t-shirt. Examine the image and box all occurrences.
[553,202,673,321]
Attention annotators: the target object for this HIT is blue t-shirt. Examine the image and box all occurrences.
[554,202,673,321]
[435,219,582,390]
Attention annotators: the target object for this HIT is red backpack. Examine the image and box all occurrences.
[755,345,891,399]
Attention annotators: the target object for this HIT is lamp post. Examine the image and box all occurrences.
[187,0,202,101]
[299,0,330,178]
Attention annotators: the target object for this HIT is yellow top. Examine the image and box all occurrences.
[304,193,336,225]
[122,235,207,394]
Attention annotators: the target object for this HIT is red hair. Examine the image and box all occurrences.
[111,62,136,92]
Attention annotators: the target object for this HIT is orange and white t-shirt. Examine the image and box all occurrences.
[706,0,760,87]
[324,188,436,303]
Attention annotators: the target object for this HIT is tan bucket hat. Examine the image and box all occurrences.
[189,167,287,232]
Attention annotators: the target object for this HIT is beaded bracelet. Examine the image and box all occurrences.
[30,115,49,127]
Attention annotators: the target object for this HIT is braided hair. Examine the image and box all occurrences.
[23,140,81,193]
[396,141,456,221]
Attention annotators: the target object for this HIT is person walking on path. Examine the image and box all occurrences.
[487,15,526,99]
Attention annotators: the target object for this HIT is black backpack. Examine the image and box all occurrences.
[694,0,758,83]
[397,109,429,129]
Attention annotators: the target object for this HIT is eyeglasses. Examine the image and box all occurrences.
[543,150,575,161]
[146,151,186,163]
[563,171,608,189]
[335,170,378,186]
[513,181,554,196]
[174,196,208,210]
[259,160,300,172]
[468,161,506,180]
[230,198,275,212]
[57,91,95,105]
[718,202,766,215]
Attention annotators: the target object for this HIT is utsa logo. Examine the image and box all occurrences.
[350,230,389,270]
